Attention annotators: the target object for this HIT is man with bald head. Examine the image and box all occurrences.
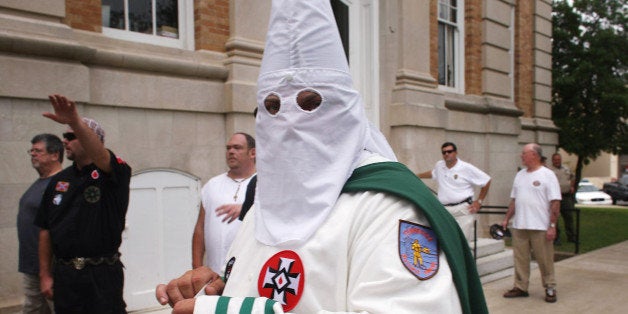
[502,143,561,303]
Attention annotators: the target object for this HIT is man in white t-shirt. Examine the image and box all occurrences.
[417,142,491,241]
[191,133,256,272]
[502,143,561,303]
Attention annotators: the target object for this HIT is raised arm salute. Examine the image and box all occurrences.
[36,94,132,313]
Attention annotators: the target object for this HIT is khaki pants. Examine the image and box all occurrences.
[511,228,556,291]
[22,273,54,314]
[444,203,475,242]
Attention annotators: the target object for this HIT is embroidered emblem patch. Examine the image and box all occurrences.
[454,174,458,180]
[91,170,100,180]
[258,250,304,312]
[533,180,541,187]
[84,186,101,203]
[399,220,439,280]
[55,181,69,192]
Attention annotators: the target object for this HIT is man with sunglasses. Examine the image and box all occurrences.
[35,95,131,313]
[417,142,491,241]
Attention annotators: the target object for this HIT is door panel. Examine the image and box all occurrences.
[121,170,201,311]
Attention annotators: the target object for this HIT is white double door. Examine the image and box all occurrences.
[120,169,201,311]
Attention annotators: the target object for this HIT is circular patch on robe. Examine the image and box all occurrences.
[257,250,305,312]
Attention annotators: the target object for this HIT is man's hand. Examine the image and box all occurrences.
[215,204,242,223]
[43,94,81,125]
[172,299,196,314]
[40,274,53,299]
[155,266,224,308]
[501,219,509,230]
[546,225,557,242]
[468,201,481,214]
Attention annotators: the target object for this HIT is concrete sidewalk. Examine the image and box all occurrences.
[483,240,628,313]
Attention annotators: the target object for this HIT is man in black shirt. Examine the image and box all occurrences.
[36,94,131,313]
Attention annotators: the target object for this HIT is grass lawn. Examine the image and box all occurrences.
[553,205,628,255]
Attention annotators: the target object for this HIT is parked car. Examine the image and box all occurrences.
[576,182,613,205]
[603,174,628,205]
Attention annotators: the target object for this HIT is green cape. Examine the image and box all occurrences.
[342,161,488,314]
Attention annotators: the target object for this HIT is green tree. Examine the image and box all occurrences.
[552,0,628,184]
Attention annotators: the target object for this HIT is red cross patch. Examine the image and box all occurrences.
[258,250,305,312]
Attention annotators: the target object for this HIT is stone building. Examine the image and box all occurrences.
[0,0,556,311]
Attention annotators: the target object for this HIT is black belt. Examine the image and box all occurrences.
[443,197,472,207]
[55,253,120,270]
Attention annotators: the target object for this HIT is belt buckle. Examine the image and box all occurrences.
[73,257,86,270]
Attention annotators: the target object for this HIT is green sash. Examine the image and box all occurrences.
[342,162,488,314]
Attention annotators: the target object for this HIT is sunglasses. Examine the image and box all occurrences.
[63,132,77,141]
[442,149,456,155]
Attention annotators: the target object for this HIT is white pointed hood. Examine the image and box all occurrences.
[254,0,396,245]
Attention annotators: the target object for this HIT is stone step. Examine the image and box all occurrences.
[480,267,514,284]
[469,238,506,258]
[476,249,514,277]
[469,238,516,283]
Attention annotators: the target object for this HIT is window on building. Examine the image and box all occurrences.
[102,0,193,49]
[437,0,463,90]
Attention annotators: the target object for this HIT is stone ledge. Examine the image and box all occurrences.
[0,30,228,80]
[444,94,523,117]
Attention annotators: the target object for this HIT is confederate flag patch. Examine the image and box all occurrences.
[55,181,69,192]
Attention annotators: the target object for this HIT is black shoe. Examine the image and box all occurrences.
[503,287,529,298]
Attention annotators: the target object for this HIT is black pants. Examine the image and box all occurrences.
[557,194,576,242]
[53,261,126,314]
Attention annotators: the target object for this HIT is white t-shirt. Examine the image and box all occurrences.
[432,159,491,204]
[216,162,462,313]
[510,167,562,230]
[201,173,254,273]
